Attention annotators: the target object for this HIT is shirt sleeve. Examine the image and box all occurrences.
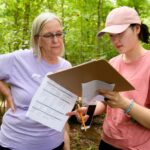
[0,52,14,81]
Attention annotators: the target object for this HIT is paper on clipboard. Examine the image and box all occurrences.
[82,80,115,105]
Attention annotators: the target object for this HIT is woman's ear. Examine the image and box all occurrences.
[135,25,141,34]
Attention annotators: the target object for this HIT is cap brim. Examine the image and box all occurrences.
[97,24,130,37]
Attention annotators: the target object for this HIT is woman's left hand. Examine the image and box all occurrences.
[99,90,150,129]
[98,89,130,109]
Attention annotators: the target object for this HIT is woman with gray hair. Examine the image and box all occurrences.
[0,12,71,150]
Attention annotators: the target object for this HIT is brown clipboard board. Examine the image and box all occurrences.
[48,59,135,97]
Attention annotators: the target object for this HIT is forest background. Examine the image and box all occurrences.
[0,0,150,64]
[0,0,150,150]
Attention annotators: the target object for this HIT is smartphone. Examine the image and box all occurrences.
[81,105,96,130]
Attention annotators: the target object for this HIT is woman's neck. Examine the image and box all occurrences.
[44,56,59,64]
[41,49,59,64]
[41,51,59,64]
[122,44,146,63]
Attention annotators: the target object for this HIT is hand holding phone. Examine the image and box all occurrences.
[81,105,96,130]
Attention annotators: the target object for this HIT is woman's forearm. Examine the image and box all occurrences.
[94,101,106,116]
[128,102,150,129]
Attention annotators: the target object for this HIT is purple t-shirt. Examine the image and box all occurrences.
[0,49,72,150]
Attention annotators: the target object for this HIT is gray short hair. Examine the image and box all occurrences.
[30,12,62,58]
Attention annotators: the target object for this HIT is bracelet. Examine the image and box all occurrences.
[124,100,134,114]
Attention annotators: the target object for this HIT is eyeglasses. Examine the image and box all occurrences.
[40,32,64,39]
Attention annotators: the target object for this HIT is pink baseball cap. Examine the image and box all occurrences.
[97,6,141,37]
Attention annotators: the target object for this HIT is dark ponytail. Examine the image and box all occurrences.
[130,23,150,43]
[139,23,150,43]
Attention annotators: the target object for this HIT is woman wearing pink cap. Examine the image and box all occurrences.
[68,6,150,150]
[96,6,150,150]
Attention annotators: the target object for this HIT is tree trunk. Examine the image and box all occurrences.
[22,1,30,49]
[96,0,102,52]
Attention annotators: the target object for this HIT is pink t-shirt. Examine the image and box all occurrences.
[102,51,150,150]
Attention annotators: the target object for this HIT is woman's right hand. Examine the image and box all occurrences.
[0,81,16,112]
[66,106,89,123]
[5,93,16,112]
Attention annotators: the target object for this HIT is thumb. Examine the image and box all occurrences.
[66,110,77,117]
[6,95,16,112]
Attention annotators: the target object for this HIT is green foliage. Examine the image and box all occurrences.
[0,0,150,65]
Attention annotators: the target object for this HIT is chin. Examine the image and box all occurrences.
[51,52,61,57]
[50,50,61,55]
[117,48,126,54]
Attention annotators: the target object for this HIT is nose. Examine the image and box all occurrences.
[52,35,59,43]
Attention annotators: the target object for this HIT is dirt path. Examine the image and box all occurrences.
[69,116,103,150]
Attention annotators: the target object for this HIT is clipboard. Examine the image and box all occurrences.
[48,59,135,96]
